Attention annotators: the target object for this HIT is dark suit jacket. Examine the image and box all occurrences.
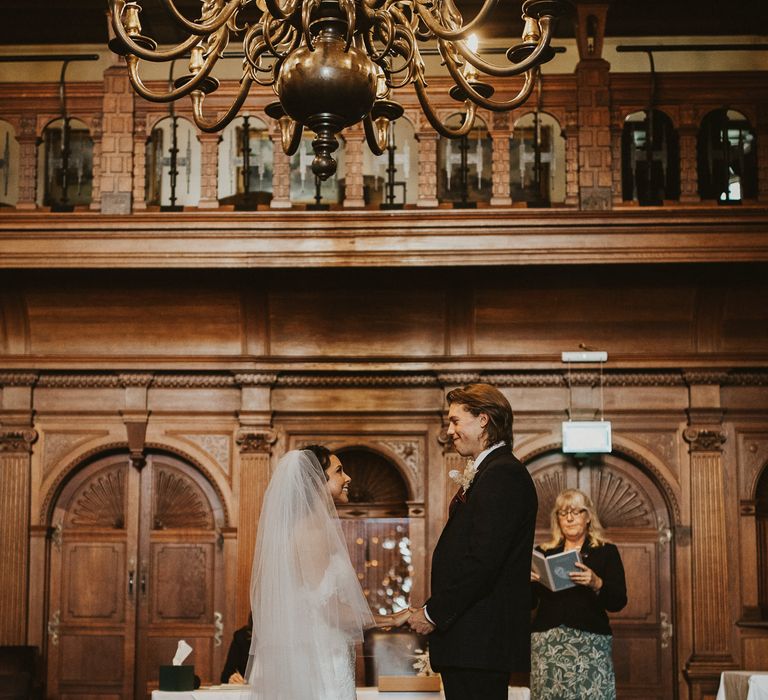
[426,444,537,672]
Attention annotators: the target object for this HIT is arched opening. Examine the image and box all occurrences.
[362,117,417,208]
[0,119,19,207]
[37,116,93,210]
[144,116,201,209]
[697,108,757,204]
[621,109,680,206]
[438,114,492,207]
[334,446,412,616]
[755,463,768,618]
[45,449,227,699]
[290,134,345,208]
[217,115,273,209]
[510,110,567,207]
[524,449,675,700]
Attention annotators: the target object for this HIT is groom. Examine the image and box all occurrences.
[408,383,538,700]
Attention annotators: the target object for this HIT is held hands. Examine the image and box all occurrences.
[227,672,246,685]
[407,606,436,635]
[569,561,603,592]
[373,608,412,629]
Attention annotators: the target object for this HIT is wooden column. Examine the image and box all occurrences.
[490,112,512,206]
[234,428,277,625]
[610,108,623,207]
[99,64,135,214]
[198,132,221,209]
[683,374,737,698]
[270,130,292,209]
[0,429,37,644]
[89,115,104,211]
[573,2,612,211]
[15,116,38,210]
[416,131,439,208]
[343,125,366,208]
[131,118,147,211]
[564,107,580,207]
[679,107,701,203]
[234,372,277,624]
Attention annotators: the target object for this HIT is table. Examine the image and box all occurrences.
[716,671,768,700]
[152,685,530,700]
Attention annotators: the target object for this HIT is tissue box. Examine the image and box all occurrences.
[159,665,195,691]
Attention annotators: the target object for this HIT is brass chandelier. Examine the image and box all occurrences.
[109,0,567,179]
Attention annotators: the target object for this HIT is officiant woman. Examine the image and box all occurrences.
[529,488,627,700]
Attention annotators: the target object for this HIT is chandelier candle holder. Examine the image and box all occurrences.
[108,0,568,180]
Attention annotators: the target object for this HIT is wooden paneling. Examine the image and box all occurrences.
[25,288,243,356]
[719,285,768,353]
[269,289,446,356]
[473,284,698,356]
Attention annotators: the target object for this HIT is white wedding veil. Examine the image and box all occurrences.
[247,449,373,699]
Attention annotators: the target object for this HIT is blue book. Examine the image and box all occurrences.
[532,548,582,592]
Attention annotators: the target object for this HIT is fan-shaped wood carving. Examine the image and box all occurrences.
[532,468,565,529]
[153,467,213,530]
[592,470,655,528]
[337,449,409,504]
[67,466,126,529]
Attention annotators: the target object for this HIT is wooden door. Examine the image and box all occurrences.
[47,451,226,700]
[526,452,675,700]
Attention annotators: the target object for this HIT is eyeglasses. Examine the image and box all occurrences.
[556,508,587,518]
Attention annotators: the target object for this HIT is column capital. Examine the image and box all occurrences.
[0,429,38,453]
[683,428,727,453]
[236,428,277,454]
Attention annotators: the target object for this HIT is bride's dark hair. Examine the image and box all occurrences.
[302,444,331,480]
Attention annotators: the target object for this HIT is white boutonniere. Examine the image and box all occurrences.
[448,458,478,494]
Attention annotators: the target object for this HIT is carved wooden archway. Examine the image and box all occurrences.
[46,450,226,700]
[525,450,675,700]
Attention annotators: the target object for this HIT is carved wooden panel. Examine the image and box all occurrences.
[613,632,664,698]
[63,543,125,621]
[151,543,212,622]
[590,470,657,529]
[718,285,768,353]
[152,466,213,530]
[64,465,126,529]
[614,543,657,621]
[531,466,566,529]
[59,634,125,683]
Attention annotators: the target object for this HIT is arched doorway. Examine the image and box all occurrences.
[525,450,676,700]
[45,450,227,699]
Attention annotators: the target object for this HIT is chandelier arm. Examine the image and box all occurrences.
[265,0,300,23]
[124,29,226,103]
[364,11,396,62]
[413,0,500,42]
[277,117,304,156]
[413,78,477,138]
[158,0,241,35]
[190,75,254,132]
[111,13,200,61]
[445,51,537,111]
[262,17,298,58]
[363,115,388,155]
[452,16,558,77]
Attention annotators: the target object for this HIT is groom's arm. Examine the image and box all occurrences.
[424,464,535,631]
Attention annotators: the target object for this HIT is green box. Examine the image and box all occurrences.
[158,665,195,691]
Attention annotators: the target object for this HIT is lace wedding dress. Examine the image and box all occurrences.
[247,450,373,700]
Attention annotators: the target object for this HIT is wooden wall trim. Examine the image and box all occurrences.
[0,209,767,268]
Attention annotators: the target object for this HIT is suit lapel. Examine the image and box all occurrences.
[444,445,509,523]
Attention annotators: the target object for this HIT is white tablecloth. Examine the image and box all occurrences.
[716,672,768,700]
[152,686,530,700]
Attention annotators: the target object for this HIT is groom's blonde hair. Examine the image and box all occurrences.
[446,383,513,448]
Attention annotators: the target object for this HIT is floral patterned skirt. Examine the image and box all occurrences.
[530,625,616,700]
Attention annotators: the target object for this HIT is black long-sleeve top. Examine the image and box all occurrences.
[531,541,627,636]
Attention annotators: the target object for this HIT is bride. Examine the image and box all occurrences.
[247,446,408,699]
